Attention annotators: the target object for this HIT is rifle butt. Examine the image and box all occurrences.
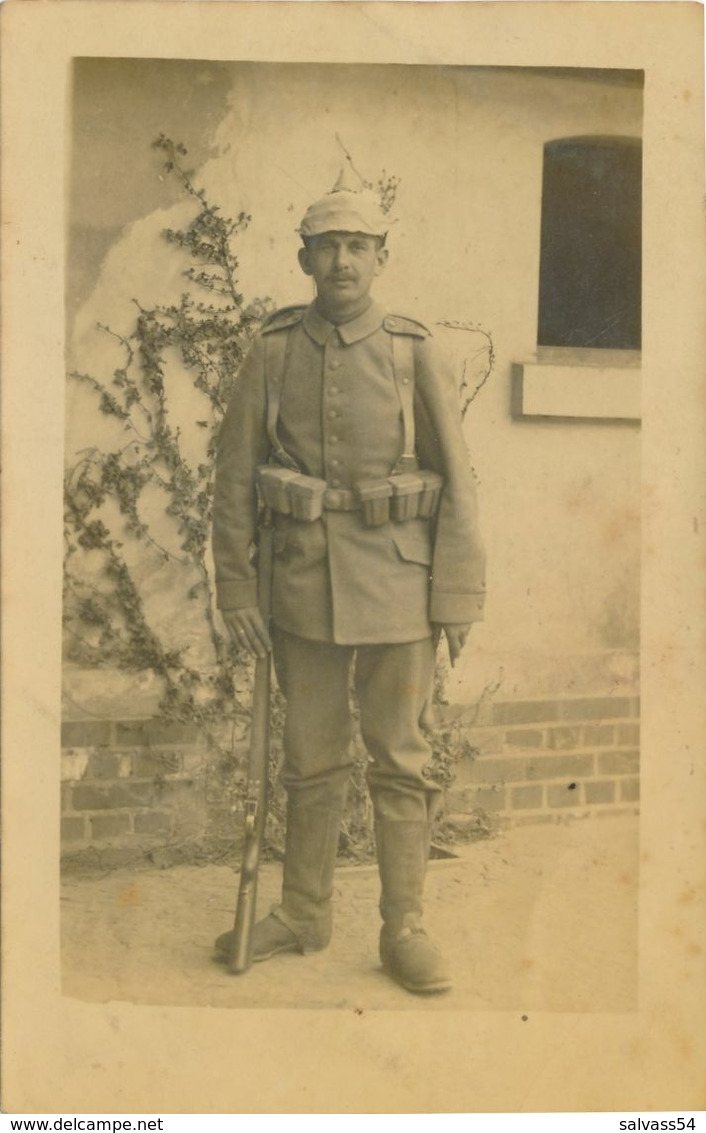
[228,870,259,973]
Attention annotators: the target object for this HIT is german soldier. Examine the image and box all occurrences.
[212,167,486,993]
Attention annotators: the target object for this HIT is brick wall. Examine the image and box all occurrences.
[60,693,639,864]
[60,717,243,868]
[445,694,640,827]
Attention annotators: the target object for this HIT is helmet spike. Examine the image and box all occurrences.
[331,162,365,194]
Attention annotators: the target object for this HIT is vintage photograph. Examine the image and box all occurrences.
[4,0,706,1115]
[60,58,642,1012]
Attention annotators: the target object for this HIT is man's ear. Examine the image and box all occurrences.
[298,245,313,276]
[374,246,389,277]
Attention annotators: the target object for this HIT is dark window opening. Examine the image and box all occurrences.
[538,136,642,350]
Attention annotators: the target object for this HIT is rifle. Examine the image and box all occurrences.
[228,506,274,974]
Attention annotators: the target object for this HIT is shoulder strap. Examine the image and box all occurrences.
[262,305,307,335]
[264,329,300,472]
[383,314,430,338]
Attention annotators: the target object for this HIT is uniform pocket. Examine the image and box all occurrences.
[391,528,433,566]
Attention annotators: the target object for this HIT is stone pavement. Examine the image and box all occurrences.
[61,814,638,1012]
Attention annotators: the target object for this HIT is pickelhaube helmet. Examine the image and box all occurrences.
[298,162,392,239]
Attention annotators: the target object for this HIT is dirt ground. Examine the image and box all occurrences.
[61,813,638,1013]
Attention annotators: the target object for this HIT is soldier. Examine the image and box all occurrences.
[212,167,486,994]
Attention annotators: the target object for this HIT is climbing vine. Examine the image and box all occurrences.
[65,139,267,718]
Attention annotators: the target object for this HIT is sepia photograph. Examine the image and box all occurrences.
[61,58,642,1012]
[2,0,704,1117]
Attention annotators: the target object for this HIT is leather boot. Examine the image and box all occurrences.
[213,913,299,965]
[213,791,344,964]
[271,790,344,951]
[375,818,452,994]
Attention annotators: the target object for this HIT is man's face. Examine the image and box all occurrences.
[298,232,388,308]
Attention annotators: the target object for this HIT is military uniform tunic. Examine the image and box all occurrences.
[213,301,486,643]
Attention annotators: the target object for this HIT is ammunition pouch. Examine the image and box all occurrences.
[357,470,443,526]
[257,466,443,526]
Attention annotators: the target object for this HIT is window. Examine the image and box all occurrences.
[537,136,642,351]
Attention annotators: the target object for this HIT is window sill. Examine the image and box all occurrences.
[511,349,641,423]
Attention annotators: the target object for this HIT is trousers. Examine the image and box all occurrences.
[272,626,440,823]
[268,627,440,947]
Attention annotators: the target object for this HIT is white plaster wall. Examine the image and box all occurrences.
[66,65,642,699]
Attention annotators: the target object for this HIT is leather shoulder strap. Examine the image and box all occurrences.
[390,332,416,472]
[264,328,300,471]
[385,313,432,472]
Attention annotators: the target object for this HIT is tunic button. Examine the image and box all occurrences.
[329,361,341,370]
[327,409,338,420]
[330,435,339,444]
[330,479,341,489]
[328,386,339,396]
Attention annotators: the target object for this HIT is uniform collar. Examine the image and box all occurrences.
[303,301,385,347]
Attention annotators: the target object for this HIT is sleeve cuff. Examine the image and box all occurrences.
[216,578,259,611]
[430,590,486,624]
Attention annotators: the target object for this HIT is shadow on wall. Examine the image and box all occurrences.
[597,562,640,649]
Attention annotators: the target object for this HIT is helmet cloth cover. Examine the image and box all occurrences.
[298,165,392,239]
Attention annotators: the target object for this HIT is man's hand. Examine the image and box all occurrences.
[223,607,272,659]
[436,623,472,667]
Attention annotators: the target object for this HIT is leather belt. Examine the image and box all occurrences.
[256,464,443,525]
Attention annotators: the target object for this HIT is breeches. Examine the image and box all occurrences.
[272,627,440,823]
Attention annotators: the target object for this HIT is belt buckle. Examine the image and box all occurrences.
[325,489,343,510]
